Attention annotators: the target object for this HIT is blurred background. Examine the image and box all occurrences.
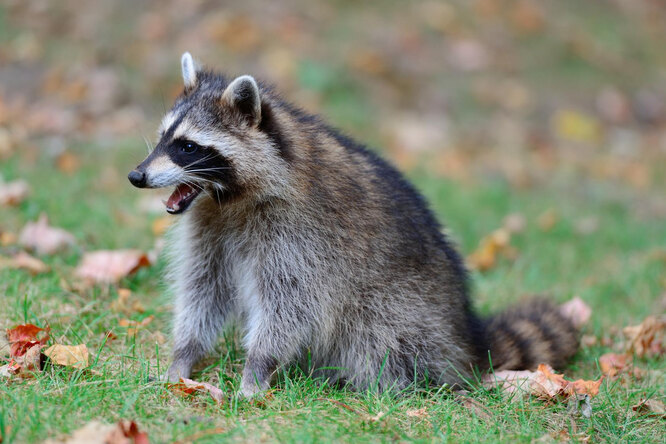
[1,0,665,319]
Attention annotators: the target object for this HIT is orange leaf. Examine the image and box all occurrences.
[119,315,154,336]
[6,324,49,357]
[467,228,514,271]
[484,364,602,400]
[599,353,627,377]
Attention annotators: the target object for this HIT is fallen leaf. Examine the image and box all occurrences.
[448,39,489,72]
[623,316,666,358]
[559,297,592,329]
[6,323,50,357]
[537,208,558,232]
[43,344,89,369]
[510,0,545,35]
[74,250,151,284]
[55,151,81,175]
[503,213,527,234]
[110,288,145,314]
[483,364,602,400]
[467,227,516,271]
[599,353,627,377]
[0,251,50,274]
[11,343,44,376]
[43,420,149,444]
[0,179,30,206]
[173,377,226,404]
[580,335,597,347]
[19,213,76,255]
[456,394,493,420]
[151,216,172,236]
[0,229,17,246]
[43,421,115,444]
[405,407,428,418]
[574,217,599,236]
[106,421,150,444]
[552,109,601,144]
[631,398,666,419]
[119,315,154,336]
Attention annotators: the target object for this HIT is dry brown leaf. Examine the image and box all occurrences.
[173,377,226,404]
[106,421,150,444]
[119,315,154,336]
[19,213,76,255]
[510,0,545,34]
[559,297,592,329]
[0,179,30,206]
[4,343,44,378]
[43,421,116,444]
[0,251,50,274]
[467,227,515,271]
[74,250,151,284]
[552,109,601,144]
[43,344,89,369]
[483,364,602,399]
[110,288,145,314]
[631,398,666,419]
[405,407,428,418]
[598,353,627,378]
[151,216,172,236]
[456,394,493,420]
[537,208,558,232]
[503,213,527,234]
[0,230,17,246]
[43,420,149,444]
[56,151,81,175]
[581,335,597,347]
[623,316,666,358]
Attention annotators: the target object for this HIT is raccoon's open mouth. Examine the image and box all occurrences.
[165,183,202,214]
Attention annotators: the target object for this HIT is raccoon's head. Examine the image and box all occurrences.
[128,52,287,214]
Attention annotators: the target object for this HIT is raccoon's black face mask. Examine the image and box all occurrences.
[128,53,263,214]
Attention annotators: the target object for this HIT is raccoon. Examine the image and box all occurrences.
[128,53,579,397]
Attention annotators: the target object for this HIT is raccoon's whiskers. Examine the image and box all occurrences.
[185,167,232,174]
[182,154,216,169]
[142,136,154,154]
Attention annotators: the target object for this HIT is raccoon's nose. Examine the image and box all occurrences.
[128,170,147,188]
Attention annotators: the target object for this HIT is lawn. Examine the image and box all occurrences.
[1,0,666,442]
[1,141,664,443]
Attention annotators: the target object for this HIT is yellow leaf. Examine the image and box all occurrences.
[43,344,89,369]
[552,110,601,144]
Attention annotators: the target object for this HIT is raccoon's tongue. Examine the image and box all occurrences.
[165,183,199,214]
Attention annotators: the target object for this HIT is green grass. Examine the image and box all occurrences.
[1,142,664,443]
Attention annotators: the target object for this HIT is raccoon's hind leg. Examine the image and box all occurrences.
[166,283,231,382]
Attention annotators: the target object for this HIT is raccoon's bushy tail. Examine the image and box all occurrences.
[484,299,579,371]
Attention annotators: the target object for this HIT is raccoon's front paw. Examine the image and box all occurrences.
[239,377,270,399]
[163,362,192,383]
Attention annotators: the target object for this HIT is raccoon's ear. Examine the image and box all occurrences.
[181,52,198,91]
[222,75,261,126]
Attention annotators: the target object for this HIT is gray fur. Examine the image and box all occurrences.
[130,55,579,398]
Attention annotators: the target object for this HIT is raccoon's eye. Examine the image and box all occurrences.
[180,141,199,154]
